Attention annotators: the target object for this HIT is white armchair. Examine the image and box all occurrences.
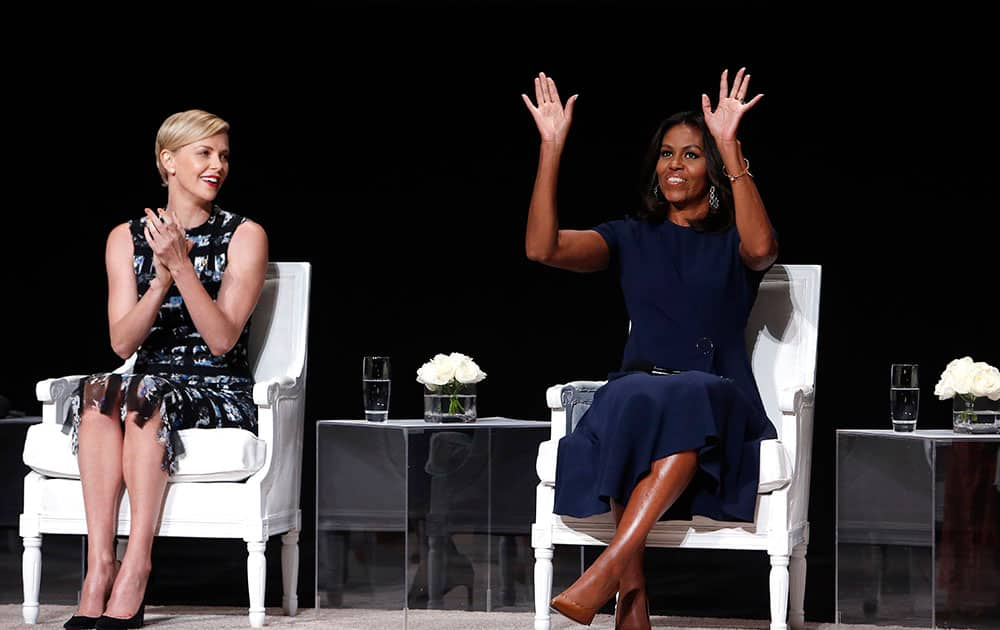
[19,261,311,628]
[531,264,821,630]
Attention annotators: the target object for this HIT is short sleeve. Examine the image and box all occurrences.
[592,219,626,259]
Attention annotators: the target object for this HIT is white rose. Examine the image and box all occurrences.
[448,352,473,364]
[970,363,1000,400]
[934,376,956,400]
[416,352,487,388]
[943,356,976,396]
[416,353,456,387]
[455,356,487,384]
[416,364,446,387]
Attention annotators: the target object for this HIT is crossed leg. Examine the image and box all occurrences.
[611,499,651,630]
[551,450,698,626]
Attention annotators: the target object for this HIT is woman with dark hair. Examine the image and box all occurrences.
[636,110,739,231]
[522,68,778,629]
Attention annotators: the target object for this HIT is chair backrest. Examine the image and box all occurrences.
[744,264,822,433]
[248,262,311,383]
[560,264,821,439]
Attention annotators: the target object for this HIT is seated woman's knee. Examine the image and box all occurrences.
[123,408,162,430]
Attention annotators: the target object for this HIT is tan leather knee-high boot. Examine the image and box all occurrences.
[551,450,697,626]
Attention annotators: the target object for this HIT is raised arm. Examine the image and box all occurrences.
[702,67,778,271]
[522,72,609,273]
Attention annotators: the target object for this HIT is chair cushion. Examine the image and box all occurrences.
[23,423,266,482]
[536,437,792,493]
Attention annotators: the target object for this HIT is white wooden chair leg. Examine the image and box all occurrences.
[115,537,128,562]
[789,543,807,630]
[533,545,553,630]
[247,541,266,628]
[22,535,41,624]
[281,529,299,616]
[769,553,790,630]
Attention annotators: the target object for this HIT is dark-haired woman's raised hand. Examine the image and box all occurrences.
[702,67,763,143]
[521,72,578,145]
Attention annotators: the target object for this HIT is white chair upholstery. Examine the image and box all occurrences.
[19,261,311,628]
[531,264,821,630]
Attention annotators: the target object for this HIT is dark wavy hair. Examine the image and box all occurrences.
[635,110,733,232]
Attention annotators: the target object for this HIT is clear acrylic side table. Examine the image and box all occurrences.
[836,429,1000,628]
[315,417,549,627]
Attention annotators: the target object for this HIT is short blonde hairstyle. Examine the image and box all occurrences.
[155,109,230,184]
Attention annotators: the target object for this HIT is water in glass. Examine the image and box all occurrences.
[362,356,391,422]
[890,363,919,432]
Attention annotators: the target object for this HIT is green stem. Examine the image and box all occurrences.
[958,393,978,423]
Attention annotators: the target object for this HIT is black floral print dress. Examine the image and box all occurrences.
[66,206,258,472]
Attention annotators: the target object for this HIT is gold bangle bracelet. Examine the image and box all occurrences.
[724,158,752,182]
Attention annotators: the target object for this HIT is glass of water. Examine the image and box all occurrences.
[362,356,391,422]
[890,363,919,432]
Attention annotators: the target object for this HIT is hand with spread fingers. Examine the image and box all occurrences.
[702,67,763,144]
[521,72,578,145]
[523,65,781,630]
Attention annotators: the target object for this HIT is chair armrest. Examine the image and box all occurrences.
[546,380,607,438]
[36,376,86,403]
[35,358,133,412]
[779,385,813,414]
[253,376,297,407]
[35,375,87,425]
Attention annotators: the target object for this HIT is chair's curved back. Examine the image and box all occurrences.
[744,264,821,435]
[244,262,311,534]
[249,262,311,384]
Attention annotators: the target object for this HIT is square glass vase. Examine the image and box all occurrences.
[952,395,1000,434]
[423,383,477,423]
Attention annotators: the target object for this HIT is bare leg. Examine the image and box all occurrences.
[103,410,169,619]
[611,499,650,630]
[74,388,125,618]
[551,450,697,626]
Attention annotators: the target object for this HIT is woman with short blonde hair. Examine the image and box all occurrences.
[64,109,268,629]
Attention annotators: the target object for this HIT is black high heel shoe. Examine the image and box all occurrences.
[95,601,144,629]
[64,614,100,629]
[67,560,121,629]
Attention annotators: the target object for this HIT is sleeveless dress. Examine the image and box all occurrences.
[65,206,258,472]
[553,216,778,523]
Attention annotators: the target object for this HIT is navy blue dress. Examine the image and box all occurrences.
[553,216,777,523]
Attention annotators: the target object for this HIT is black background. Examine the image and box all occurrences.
[2,3,997,622]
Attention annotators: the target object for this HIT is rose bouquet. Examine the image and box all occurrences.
[416,352,487,419]
[934,357,1000,402]
[934,356,1000,432]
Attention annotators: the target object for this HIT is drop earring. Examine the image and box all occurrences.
[709,185,719,210]
[652,181,665,202]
